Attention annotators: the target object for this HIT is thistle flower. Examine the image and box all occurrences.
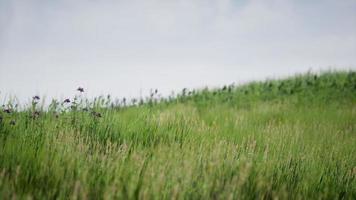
[63,99,71,103]
[77,87,84,93]
[33,96,40,100]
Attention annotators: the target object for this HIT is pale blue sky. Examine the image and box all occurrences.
[0,0,355,103]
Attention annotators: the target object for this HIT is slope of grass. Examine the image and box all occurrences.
[0,71,355,199]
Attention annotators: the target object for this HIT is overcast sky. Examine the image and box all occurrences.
[1,0,356,103]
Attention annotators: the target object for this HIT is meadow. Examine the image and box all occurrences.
[0,71,355,199]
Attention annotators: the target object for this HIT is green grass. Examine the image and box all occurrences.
[0,71,355,199]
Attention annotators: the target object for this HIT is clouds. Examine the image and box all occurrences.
[0,0,355,102]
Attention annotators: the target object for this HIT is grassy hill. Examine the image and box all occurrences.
[0,71,355,199]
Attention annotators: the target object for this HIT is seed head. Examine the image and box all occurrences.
[35,111,40,115]
[91,111,102,118]
[31,111,40,119]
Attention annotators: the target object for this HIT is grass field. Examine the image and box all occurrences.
[0,71,355,199]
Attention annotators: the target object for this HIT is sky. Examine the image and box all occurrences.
[0,0,356,104]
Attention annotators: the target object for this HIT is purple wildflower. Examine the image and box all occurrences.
[77,87,84,93]
[33,96,40,100]
[63,99,71,103]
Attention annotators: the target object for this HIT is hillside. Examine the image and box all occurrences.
[0,71,355,199]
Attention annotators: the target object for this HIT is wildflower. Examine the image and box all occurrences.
[3,108,11,114]
[33,96,40,100]
[63,99,71,103]
[77,87,84,93]
[10,120,16,126]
